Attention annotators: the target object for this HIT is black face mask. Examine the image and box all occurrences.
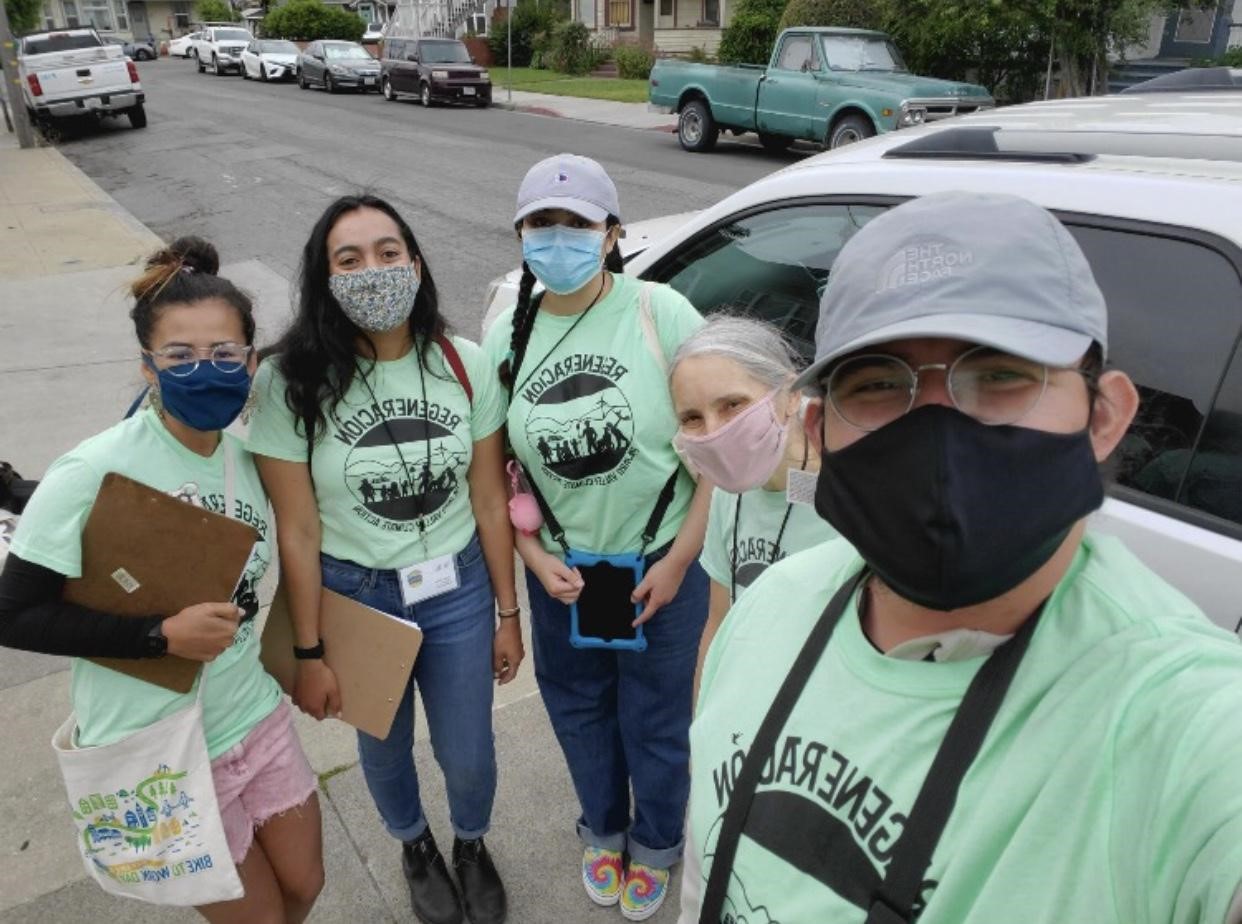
[815,404,1104,611]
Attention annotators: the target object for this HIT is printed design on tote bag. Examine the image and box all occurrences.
[73,764,221,885]
[520,356,636,487]
[703,733,937,919]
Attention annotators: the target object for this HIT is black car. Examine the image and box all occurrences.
[297,40,381,93]
[380,38,491,107]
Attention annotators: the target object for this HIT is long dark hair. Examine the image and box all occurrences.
[498,215,624,390]
[130,236,255,348]
[268,195,446,445]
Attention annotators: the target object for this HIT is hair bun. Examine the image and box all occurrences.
[168,236,220,276]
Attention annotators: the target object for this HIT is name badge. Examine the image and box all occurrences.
[786,468,817,507]
[399,553,460,606]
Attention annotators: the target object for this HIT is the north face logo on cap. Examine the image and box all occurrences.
[556,172,570,183]
[877,242,973,292]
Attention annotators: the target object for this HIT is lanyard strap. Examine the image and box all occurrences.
[729,436,807,601]
[699,571,1045,924]
[510,277,608,398]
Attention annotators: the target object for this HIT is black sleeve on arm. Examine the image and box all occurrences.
[0,553,164,659]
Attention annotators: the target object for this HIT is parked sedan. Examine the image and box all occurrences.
[103,34,156,60]
[240,39,300,81]
[297,40,381,93]
[167,31,199,58]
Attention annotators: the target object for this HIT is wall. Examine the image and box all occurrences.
[653,26,719,54]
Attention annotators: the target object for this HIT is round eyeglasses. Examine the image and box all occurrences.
[825,346,1053,432]
[145,343,254,378]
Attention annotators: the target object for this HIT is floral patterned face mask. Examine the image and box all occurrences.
[328,264,420,333]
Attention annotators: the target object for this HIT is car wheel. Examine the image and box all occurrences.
[827,113,875,149]
[298,69,308,89]
[475,97,489,108]
[127,103,147,129]
[382,76,397,101]
[420,82,432,107]
[259,63,267,82]
[196,52,205,73]
[758,132,793,153]
[213,54,223,75]
[678,99,719,153]
[325,73,336,93]
[242,62,250,79]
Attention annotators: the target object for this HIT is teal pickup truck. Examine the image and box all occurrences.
[650,27,994,153]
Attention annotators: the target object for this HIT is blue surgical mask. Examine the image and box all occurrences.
[522,226,607,295]
[146,358,252,432]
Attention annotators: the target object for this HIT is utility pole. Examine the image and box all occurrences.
[506,0,511,104]
[0,0,37,148]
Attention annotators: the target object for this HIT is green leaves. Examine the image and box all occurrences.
[262,0,365,42]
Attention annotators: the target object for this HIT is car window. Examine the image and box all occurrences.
[646,199,1242,529]
[776,35,814,72]
[419,41,471,63]
[262,40,296,53]
[214,28,250,41]
[649,203,886,359]
[23,32,102,53]
[324,43,368,60]
[387,39,404,59]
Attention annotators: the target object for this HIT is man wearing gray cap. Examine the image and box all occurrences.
[678,191,1242,924]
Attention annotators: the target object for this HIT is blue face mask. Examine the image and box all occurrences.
[146,358,252,432]
[522,225,607,295]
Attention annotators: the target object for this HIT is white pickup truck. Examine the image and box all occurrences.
[18,28,146,129]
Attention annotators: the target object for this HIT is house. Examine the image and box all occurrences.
[37,0,224,44]
[575,0,726,55]
[1111,1,1240,91]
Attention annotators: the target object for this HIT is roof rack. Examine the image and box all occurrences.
[883,127,1095,164]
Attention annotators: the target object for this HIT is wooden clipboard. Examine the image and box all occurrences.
[260,582,423,740]
[64,472,261,693]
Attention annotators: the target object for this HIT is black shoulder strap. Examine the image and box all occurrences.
[700,574,1045,924]
[700,569,868,924]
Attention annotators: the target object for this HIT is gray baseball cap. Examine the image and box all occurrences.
[514,153,621,225]
[792,191,1108,390]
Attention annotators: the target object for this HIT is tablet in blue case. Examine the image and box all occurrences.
[564,549,648,652]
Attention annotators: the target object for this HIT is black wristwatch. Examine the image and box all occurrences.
[293,639,325,660]
[144,620,168,658]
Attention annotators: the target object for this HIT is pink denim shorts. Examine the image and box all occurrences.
[210,700,317,864]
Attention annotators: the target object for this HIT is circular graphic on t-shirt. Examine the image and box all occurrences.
[734,560,771,591]
[525,372,634,484]
[344,417,467,523]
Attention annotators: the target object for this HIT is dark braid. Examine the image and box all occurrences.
[499,261,539,391]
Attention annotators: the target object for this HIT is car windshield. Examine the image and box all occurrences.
[261,40,298,53]
[214,28,251,41]
[819,34,906,72]
[324,43,370,60]
[419,41,471,63]
[23,32,101,53]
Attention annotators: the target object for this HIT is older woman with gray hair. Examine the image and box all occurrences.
[670,315,838,702]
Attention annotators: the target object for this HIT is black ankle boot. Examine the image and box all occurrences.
[402,831,463,924]
[452,837,507,924]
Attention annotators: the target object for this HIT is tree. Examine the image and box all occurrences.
[778,0,885,32]
[717,0,787,64]
[488,0,567,67]
[263,0,363,41]
[5,0,42,32]
[195,0,239,22]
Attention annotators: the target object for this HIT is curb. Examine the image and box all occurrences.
[493,99,677,132]
[47,146,166,252]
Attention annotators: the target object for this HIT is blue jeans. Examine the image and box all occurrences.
[527,548,708,869]
[320,533,497,843]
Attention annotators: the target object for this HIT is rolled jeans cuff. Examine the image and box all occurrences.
[576,819,626,853]
[626,834,684,870]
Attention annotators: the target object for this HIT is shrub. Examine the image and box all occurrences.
[549,20,600,74]
[614,43,654,79]
[687,44,710,63]
[717,0,787,65]
[195,0,239,22]
[777,0,884,32]
[264,0,364,41]
[488,0,567,67]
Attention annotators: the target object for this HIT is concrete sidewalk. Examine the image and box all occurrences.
[0,128,682,922]
[493,89,678,133]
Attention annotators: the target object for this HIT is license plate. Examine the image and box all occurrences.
[364,77,376,85]
[462,86,476,96]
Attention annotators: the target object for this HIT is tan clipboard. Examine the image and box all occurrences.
[260,582,423,740]
[64,472,261,694]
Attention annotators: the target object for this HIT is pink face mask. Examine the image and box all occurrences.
[674,390,789,493]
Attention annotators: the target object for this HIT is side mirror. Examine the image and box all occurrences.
[408,54,419,62]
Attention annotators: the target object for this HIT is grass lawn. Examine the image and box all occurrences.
[495,66,650,104]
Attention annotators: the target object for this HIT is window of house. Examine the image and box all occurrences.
[61,0,80,27]
[659,0,672,16]
[607,0,631,28]
[80,0,115,31]
[112,0,128,31]
[42,1,57,28]
[701,0,718,25]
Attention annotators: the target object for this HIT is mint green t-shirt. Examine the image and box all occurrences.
[685,534,1242,923]
[482,275,704,556]
[245,336,506,570]
[700,485,837,601]
[11,409,281,759]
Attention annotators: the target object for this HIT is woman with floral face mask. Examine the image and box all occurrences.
[247,196,522,924]
[669,316,838,704]
[0,238,324,923]
[482,154,712,921]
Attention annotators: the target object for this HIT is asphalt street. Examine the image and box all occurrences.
[52,58,800,335]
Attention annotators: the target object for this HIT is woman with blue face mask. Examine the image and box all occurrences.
[0,238,324,924]
[482,154,713,922]
[247,195,521,924]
